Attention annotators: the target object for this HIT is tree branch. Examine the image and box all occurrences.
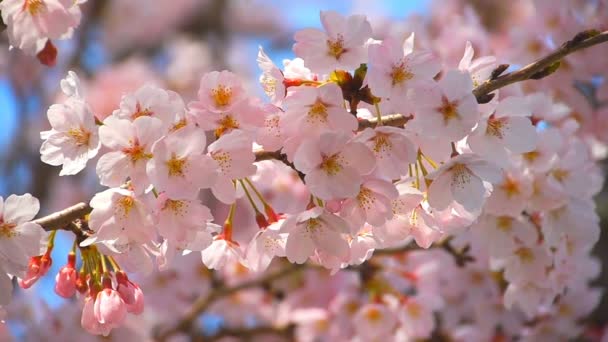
[154,264,305,341]
[196,324,295,342]
[472,29,608,100]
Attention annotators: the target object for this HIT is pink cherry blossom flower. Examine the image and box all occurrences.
[255,104,285,152]
[293,11,372,73]
[339,177,398,227]
[426,154,502,212]
[410,70,479,141]
[484,166,534,217]
[458,41,497,88]
[293,132,375,200]
[191,70,246,113]
[81,296,112,336]
[54,253,77,298]
[97,116,163,192]
[503,282,552,318]
[353,303,398,340]
[82,188,155,249]
[366,35,440,103]
[348,229,378,265]
[257,46,286,105]
[375,183,442,248]
[154,192,213,244]
[201,238,244,270]
[519,127,563,173]
[94,283,127,327]
[467,96,537,166]
[147,125,217,199]
[40,99,100,176]
[190,97,265,137]
[206,130,257,204]
[356,126,417,180]
[281,83,358,158]
[244,219,287,273]
[112,84,184,132]
[0,0,83,55]
[471,214,537,260]
[0,194,45,279]
[397,296,436,339]
[503,244,552,285]
[280,207,351,264]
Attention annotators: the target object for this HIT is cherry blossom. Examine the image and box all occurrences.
[294,11,372,73]
[0,0,83,55]
[410,70,479,141]
[244,219,287,273]
[293,132,375,200]
[206,129,257,204]
[356,126,417,180]
[147,125,217,199]
[367,34,440,105]
[0,194,45,282]
[427,154,502,212]
[96,116,163,192]
[467,96,538,166]
[281,207,351,264]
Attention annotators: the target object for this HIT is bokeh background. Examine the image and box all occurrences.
[0,0,607,339]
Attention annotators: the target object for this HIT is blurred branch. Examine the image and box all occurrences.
[473,29,608,100]
[199,324,295,342]
[154,264,305,341]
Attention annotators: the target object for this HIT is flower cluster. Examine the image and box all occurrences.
[10,3,605,340]
[0,0,85,65]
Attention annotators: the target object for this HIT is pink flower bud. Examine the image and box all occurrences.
[81,296,112,336]
[54,253,77,298]
[115,271,144,315]
[94,285,127,326]
[55,266,77,298]
[19,252,52,289]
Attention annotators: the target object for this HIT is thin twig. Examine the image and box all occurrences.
[154,264,305,341]
[472,30,608,100]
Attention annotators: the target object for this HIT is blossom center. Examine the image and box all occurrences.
[364,307,383,322]
[406,302,422,318]
[552,168,569,182]
[496,216,513,232]
[390,63,413,86]
[260,75,277,97]
[372,133,392,155]
[166,154,187,177]
[0,221,17,238]
[449,163,471,188]
[486,117,507,138]
[211,151,232,174]
[306,218,321,233]
[67,127,91,146]
[24,0,45,16]
[319,154,343,176]
[307,99,329,124]
[163,199,186,215]
[117,196,135,218]
[357,187,374,210]
[170,119,188,132]
[131,102,154,120]
[500,176,520,198]
[523,150,539,162]
[212,85,232,108]
[215,114,240,137]
[326,35,346,59]
[515,247,534,263]
[437,96,460,125]
[122,141,152,164]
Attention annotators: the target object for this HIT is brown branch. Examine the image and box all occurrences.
[472,29,608,100]
[196,324,295,342]
[154,264,305,341]
[33,202,92,231]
